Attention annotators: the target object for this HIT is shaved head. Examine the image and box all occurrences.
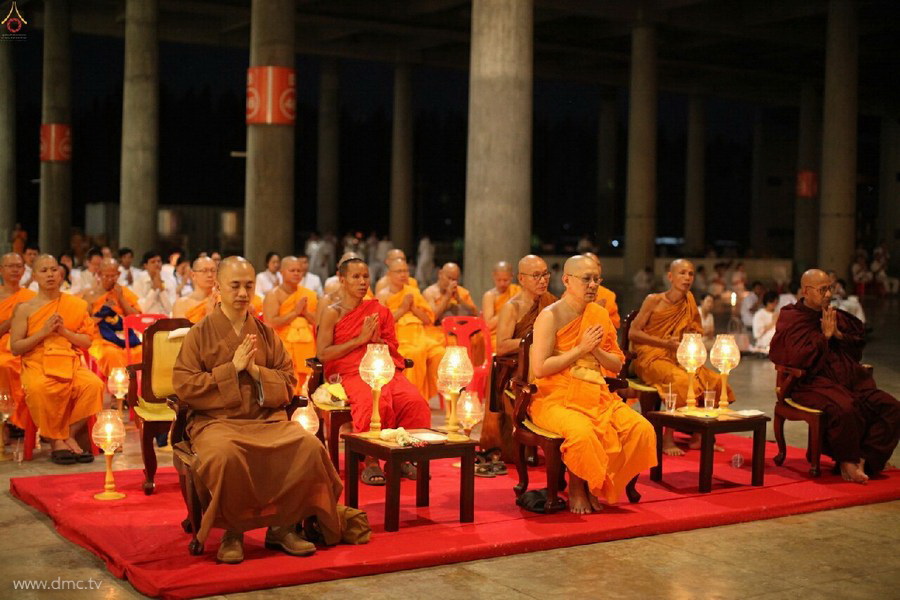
[800,268,833,311]
[517,254,549,296]
[438,262,462,288]
[217,256,255,315]
[100,257,119,272]
[1,252,23,267]
[564,255,594,274]
[582,252,600,267]
[280,255,300,272]
[217,256,255,282]
[337,252,361,268]
[34,254,58,271]
[385,249,406,264]
[192,256,215,271]
[668,258,694,274]
[562,255,600,303]
[32,254,61,290]
[800,268,829,288]
[492,261,513,274]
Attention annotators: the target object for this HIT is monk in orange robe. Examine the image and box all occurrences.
[482,261,521,348]
[530,256,656,513]
[376,257,444,400]
[10,255,103,464]
[374,249,418,295]
[583,253,620,329]
[631,259,734,455]
[0,253,36,429]
[82,258,141,375]
[423,262,480,360]
[173,256,218,323]
[264,256,318,394]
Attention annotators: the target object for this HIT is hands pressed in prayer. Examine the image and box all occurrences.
[578,324,604,355]
[294,296,308,319]
[40,313,64,337]
[232,334,259,375]
[358,314,379,345]
[401,293,414,312]
[821,305,840,339]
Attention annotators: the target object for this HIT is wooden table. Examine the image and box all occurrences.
[646,410,770,493]
[342,429,477,532]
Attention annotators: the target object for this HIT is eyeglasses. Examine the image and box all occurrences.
[565,273,603,285]
[804,285,834,295]
[521,271,551,281]
[194,268,217,274]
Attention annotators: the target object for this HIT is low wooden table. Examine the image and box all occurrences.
[342,429,477,532]
[646,410,770,493]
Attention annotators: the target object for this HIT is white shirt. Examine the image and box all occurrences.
[740,292,759,328]
[300,272,323,297]
[255,270,282,299]
[133,271,177,316]
[118,266,143,288]
[752,308,776,350]
[776,293,796,311]
[78,269,100,294]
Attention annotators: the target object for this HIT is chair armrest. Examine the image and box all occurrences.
[306,357,325,396]
[774,364,806,402]
[126,364,142,408]
[169,396,190,446]
[512,378,538,424]
[861,363,874,377]
[404,358,414,369]
[604,376,628,393]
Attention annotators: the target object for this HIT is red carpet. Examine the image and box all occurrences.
[10,434,900,599]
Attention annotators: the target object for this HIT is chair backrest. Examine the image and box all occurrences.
[80,348,105,382]
[141,318,193,403]
[124,313,168,364]
[441,316,492,369]
[620,309,640,377]
[512,332,537,425]
[774,364,805,403]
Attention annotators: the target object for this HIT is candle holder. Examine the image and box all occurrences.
[437,346,474,442]
[358,344,395,439]
[456,390,484,438]
[709,334,740,411]
[676,333,707,409]
[291,401,320,435]
[91,410,126,501]
[107,367,129,416]
[0,392,13,462]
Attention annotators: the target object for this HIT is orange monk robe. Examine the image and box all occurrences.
[530,303,656,503]
[0,288,36,428]
[595,285,620,329]
[251,295,264,320]
[489,284,521,348]
[632,292,734,407]
[386,284,444,399]
[88,287,141,375]
[20,294,104,439]
[272,287,318,394]
[185,296,214,324]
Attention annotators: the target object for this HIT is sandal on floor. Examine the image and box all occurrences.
[50,450,77,465]
[490,460,508,476]
[475,462,496,478]
[361,464,386,486]
[76,451,95,463]
[400,462,418,480]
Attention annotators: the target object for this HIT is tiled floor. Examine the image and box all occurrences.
[1,297,897,599]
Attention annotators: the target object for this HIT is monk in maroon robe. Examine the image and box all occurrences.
[769,269,899,483]
[317,258,431,485]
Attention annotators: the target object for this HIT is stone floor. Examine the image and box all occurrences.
[1,297,898,599]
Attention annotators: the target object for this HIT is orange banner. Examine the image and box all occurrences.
[246,66,296,125]
[796,170,818,198]
[39,124,71,162]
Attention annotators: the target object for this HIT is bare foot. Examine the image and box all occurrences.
[567,478,593,515]
[588,493,604,513]
[64,438,84,454]
[688,433,724,452]
[662,429,685,456]
[840,461,869,484]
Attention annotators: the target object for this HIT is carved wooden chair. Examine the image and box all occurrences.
[125,318,191,494]
[620,309,662,415]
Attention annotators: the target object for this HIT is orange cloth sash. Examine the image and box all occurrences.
[0,288,36,427]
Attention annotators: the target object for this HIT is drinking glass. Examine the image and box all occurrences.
[664,392,677,413]
[703,389,717,410]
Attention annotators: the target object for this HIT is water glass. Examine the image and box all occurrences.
[703,390,717,410]
[664,393,677,413]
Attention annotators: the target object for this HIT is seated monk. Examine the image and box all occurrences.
[82,258,142,376]
[481,261,521,348]
[173,257,344,564]
[583,252,620,329]
[10,255,103,464]
[0,253,37,430]
[173,256,219,323]
[423,262,479,325]
[317,252,372,324]
[317,258,431,485]
[631,259,735,456]
[530,256,656,513]
[481,254,556,462]
[264,256,318,394]
[376,257,444,400]
[769,269,899,483]
[374,249,419,295]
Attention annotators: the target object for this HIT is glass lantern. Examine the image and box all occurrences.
[676,333,707,408]
[709,334,740,410]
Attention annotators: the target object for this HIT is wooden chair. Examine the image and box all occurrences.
[125,318,192,494]
[123,313,167,365]
[441,316,492,400]
[620,309,662,415]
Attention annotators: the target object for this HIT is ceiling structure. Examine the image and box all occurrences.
[24,0,900,112]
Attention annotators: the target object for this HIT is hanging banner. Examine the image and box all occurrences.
[246,66,296,125]
[796,170,818,198]
[39,123,72,162]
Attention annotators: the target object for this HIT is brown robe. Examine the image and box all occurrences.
[173,307,343,543]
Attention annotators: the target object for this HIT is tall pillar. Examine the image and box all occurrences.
[596,88,617,248]
[683,95,705,255]
[0,41,14,244]
[390,64,414,255]
[879,115,900,273]
[463,0,533,297]
[818,0,858,275]
[39,0,72,256]
[316,58,339,236]
[794,83,820,274]
[245,0,295,268]
[624,24,657,280]
[749,109,766,253]
[119,0,158,255]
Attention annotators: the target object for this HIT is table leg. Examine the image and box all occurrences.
[460,447,475,523]
[385,458,402,532]
[345,446,360,508]
[650,421,663,482]
[416,460,430,507]
[699,432,714,493]
[752,423,766,486]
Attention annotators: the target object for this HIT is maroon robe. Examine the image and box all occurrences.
[769,300,899,474]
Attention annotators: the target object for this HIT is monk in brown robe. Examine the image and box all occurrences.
[583,252,620,329]
[173,257,218,323]
[631,259,734,455]
[374,249,419,295]
[264,256,318,394]
[376,257,444,400]
[482,261,521,342]
[0,253,37,430]
[173,256,343,564]
[83,258,141,376]
[10,255,103,464]
[479,255,557,462]
[769,269,899,483]
[530,256,656,513]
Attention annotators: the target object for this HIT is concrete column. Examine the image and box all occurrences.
[316,58,339,236]
[39,0,72,256]
[119,0,158,255]
[0,41,14,244]
[818,0,858,276]
[624,24,657,281]
[463,0,533,298]
[794,83,820,274]
[683,95,705,255]
[749,109,766,253]
[879,115,900,273]
[390,64,414,255]
[596,88,617,248]
[245,0,294,269]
